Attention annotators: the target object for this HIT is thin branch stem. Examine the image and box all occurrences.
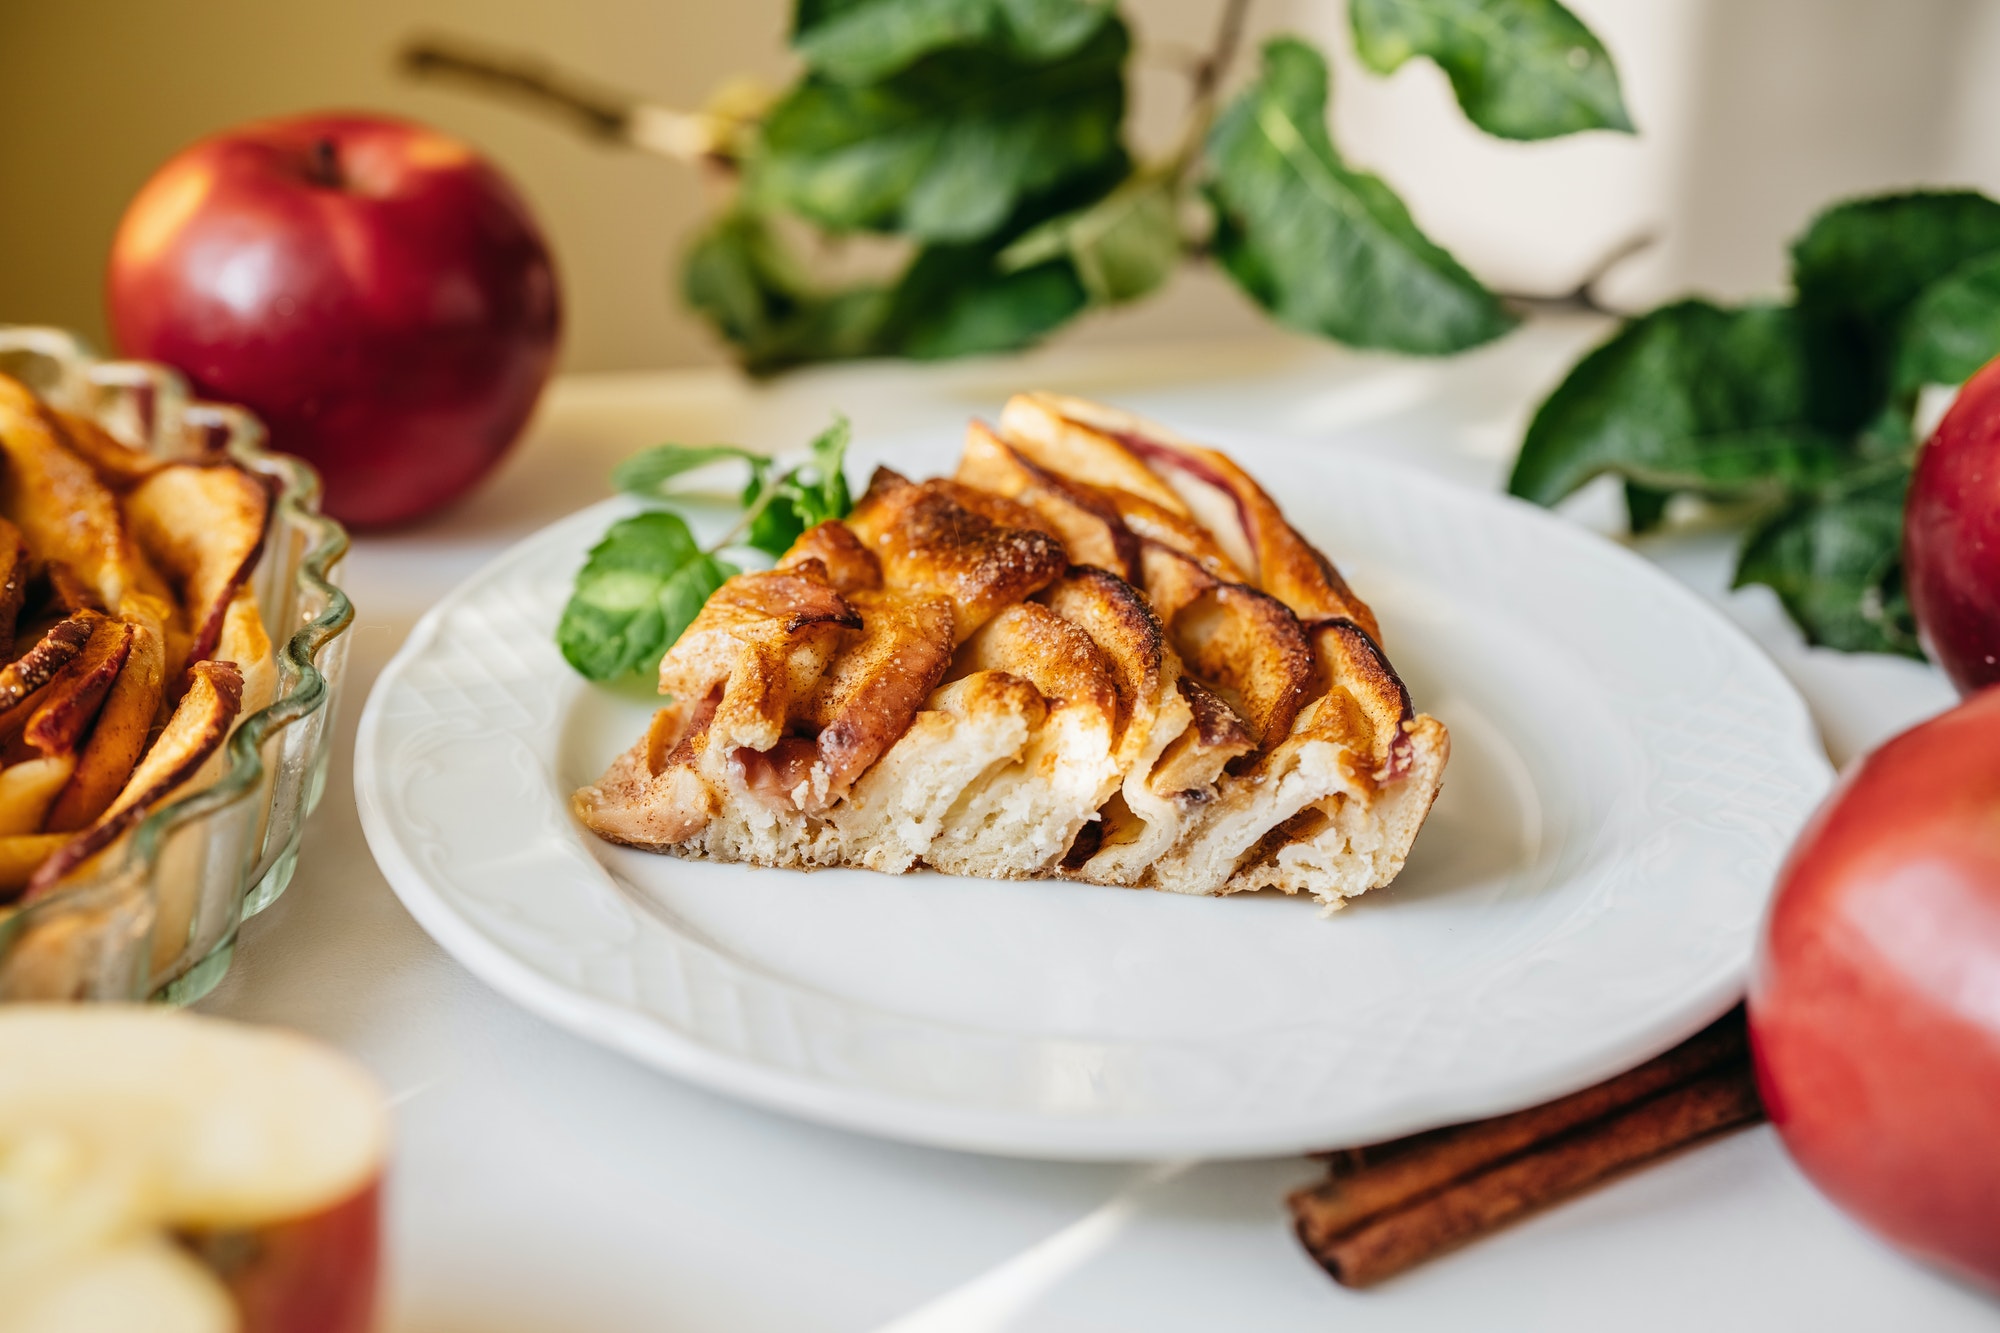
[1172,0,1254,181]
[1495,231,1657,317]
[399,35,732,163]
[707,467,785,553]
[1192,0,1253,109]
[400,38,635,140]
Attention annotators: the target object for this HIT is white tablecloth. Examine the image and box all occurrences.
[201,317,1995,1331]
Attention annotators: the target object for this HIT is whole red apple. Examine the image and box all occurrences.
[1749,686,2000,1291]
[1906,353,2000,695]
[108,112,559,528]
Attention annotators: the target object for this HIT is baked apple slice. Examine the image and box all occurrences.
[0,1005,385,1333]
[0,374,172,616]
[122,463,272,669]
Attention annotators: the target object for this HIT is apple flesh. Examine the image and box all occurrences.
[1906,353,2000,695]
[108,113,559,529]
[1749,686,2000,1291]
[0,1005,388,1332]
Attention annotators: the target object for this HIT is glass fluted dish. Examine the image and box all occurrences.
[0,326,353,1002]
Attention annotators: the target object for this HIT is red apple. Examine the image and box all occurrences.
[0,1005,389,1332]
[1749,687,2000,1291]
[107,112,559,528]
[1906,354,2000,695]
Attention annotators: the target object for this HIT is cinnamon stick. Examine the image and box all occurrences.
[1307,1009,1748,1232]
[1290,1009,1763,1288]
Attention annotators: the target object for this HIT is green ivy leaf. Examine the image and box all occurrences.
[886,248,1087,359]
[1790,191,2000,432]
[793,0,1114,84]
[999,170,1180,304]
[753,21,1128,243]
[1734,466,1921,658]
[681,213,891,374]
[1509,301,1843,507]
[557,512,739,680]
[1349,0,1632,140]
[1890,248,2000,396]
[1623,480,1672,535]
[1207,37,1515,355]
[613,443,762,498]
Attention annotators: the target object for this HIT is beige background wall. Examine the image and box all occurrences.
[4,0,1997,373]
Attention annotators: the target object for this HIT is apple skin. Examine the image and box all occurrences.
[1749,685,2000,1292]
[108,112,559,528]
[189,1176,382,1333]
[1906,354,2000,695]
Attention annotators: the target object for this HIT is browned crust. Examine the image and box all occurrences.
[954,602,1118,723]
[847,468,1067,643]
[1308,617,1417,780]
[1139,541,1314,755]
[657,560,860,706]
[574,693,721,849]
[1080,417,1382,643]
[958,422,1142,583]
[1037,565,1164,743]
[801,590,956,806]
[780,520,882,592]
[1148,676,1254,796]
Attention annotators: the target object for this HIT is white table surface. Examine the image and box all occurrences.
[199,317,1998,1331]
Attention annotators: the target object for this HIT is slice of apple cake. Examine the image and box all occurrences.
[573,393,1448,910]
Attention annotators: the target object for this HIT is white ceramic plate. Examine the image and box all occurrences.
[356,433,1831,1160]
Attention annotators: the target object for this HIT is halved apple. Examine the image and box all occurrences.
[0,1005,386,1333]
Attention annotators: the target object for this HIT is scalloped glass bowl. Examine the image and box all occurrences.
[0,327,353,1002]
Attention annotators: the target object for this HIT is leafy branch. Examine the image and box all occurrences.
[403,0,1634,373]
[1512,190,2000,660]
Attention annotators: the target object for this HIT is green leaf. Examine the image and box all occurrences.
[999,170,1180,304]
[613,443,760,498]
[557,512,739,680]
[753,20,1128,243]
[793,0,1114,84]
[743,415,856,557]
[1349,0,1632,140]
[878,239,1087,357]
[1206,37,1516,355]
[1734,466,1922,658]
[1790,191,2000,432]
[1891,247,2000,395]
[797,414,854,523]
[1509,300,1843,507]
[1623,481,1672,535]
[681,213,892,374]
